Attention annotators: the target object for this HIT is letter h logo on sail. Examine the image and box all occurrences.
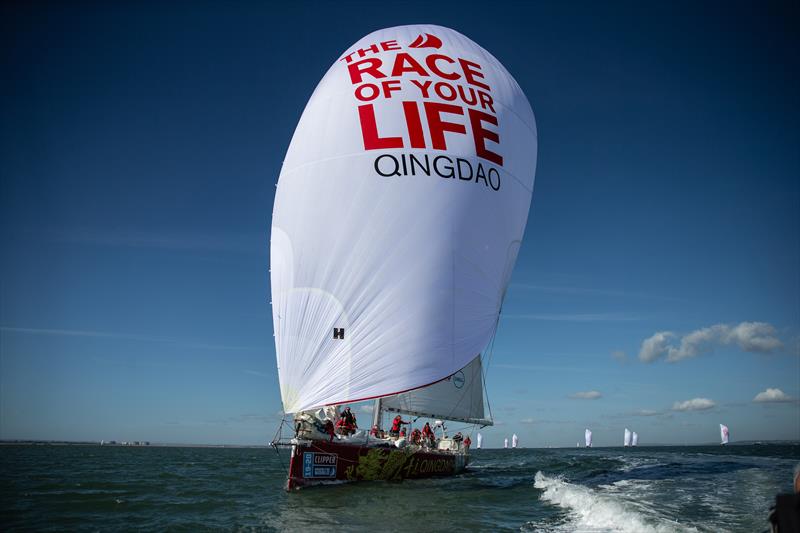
[333,328,345,340]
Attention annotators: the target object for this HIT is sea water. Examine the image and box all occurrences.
[1,444,797,531]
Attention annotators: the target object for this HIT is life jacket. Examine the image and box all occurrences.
[391,417,402,431]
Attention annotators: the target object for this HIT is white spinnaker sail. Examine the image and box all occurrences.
[476,433,482,449]
[624,428,632,447]
[720,424,729,445]
[585,429,592,447]
[512,433,518,448]
[631,432,638,446]
[271,25,537,414]
[504,438,508,448]
[380,355,490,424]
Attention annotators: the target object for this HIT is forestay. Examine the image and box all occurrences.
[271,24,537,414]
[380,355,491,425]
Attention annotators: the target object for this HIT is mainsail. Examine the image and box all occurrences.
[511,433,518,448]
[631,432,638,446]
[624,428,632,447]
[720,424,729,445]
[585,429,592,448]
[380,355,490,424]
[270,24,537,415]
[504,437,508,449]
[476,432,483,449]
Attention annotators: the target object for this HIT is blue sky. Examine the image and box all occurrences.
[1,1,798,447]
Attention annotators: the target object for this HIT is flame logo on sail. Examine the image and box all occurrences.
[409,33,442,49]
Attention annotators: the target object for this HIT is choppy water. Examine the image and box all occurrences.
[1,444,797,531]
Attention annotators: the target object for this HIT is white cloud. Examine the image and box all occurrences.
[633,409,661,416]
[639,322,783,363]
[611,350,627,362]
[570,390,602,400]
[725,322,783,353]
[639,331,674,362]
[359,405,374,413]
[666,325,725,362]
[672,398,715,411]
[520,418,536,424]
[753,388,793,403]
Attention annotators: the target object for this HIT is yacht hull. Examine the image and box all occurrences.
[286,440,468,490]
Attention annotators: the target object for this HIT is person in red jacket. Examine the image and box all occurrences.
[463,435,472,449]
[389,415,409,438]
[421,422,435,447]
[336,406,357,436]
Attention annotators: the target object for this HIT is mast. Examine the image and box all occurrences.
[372,398,382,429]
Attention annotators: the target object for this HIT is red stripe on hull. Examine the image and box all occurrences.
[286,440,468,490]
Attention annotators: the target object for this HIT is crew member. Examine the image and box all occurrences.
[464,435,471,449]
[337,406,358,436]
[421,422,435,446]
[390,415,409,438]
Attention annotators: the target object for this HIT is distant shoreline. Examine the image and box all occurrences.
[0,440,270,448]
[1,439,796,449]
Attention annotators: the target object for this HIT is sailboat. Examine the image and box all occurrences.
[512,434,519,448]
[270,24,537,490]
[631,432,638,446]
[623,428,632,447]
[504,438,509,449]
[585,429,593,448]
[720,424,729,445]
[476,433,482,449]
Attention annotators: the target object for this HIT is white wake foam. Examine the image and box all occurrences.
[534,472,694,533]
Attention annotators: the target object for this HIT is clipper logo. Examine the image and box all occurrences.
[452,370,465,389]
[339,32,503,191]
[303,452,337,478]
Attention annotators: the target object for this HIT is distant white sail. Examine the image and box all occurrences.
[504,437,508,449]
[585,428,592,448]
[512,434,518,448]
[720,424,729,445]
[631,432,638,446]
[477,432,483,449]
[576,442,580,448]
[624,428,632,447]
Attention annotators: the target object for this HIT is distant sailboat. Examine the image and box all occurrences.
[477,432,483,449]
[504,437,509,449]
[624,428,632,447]
[631,432,638,446]
[585,428,592,448]
[512,434,518,448]
[720,424,729,445]
[576,442,580,448]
